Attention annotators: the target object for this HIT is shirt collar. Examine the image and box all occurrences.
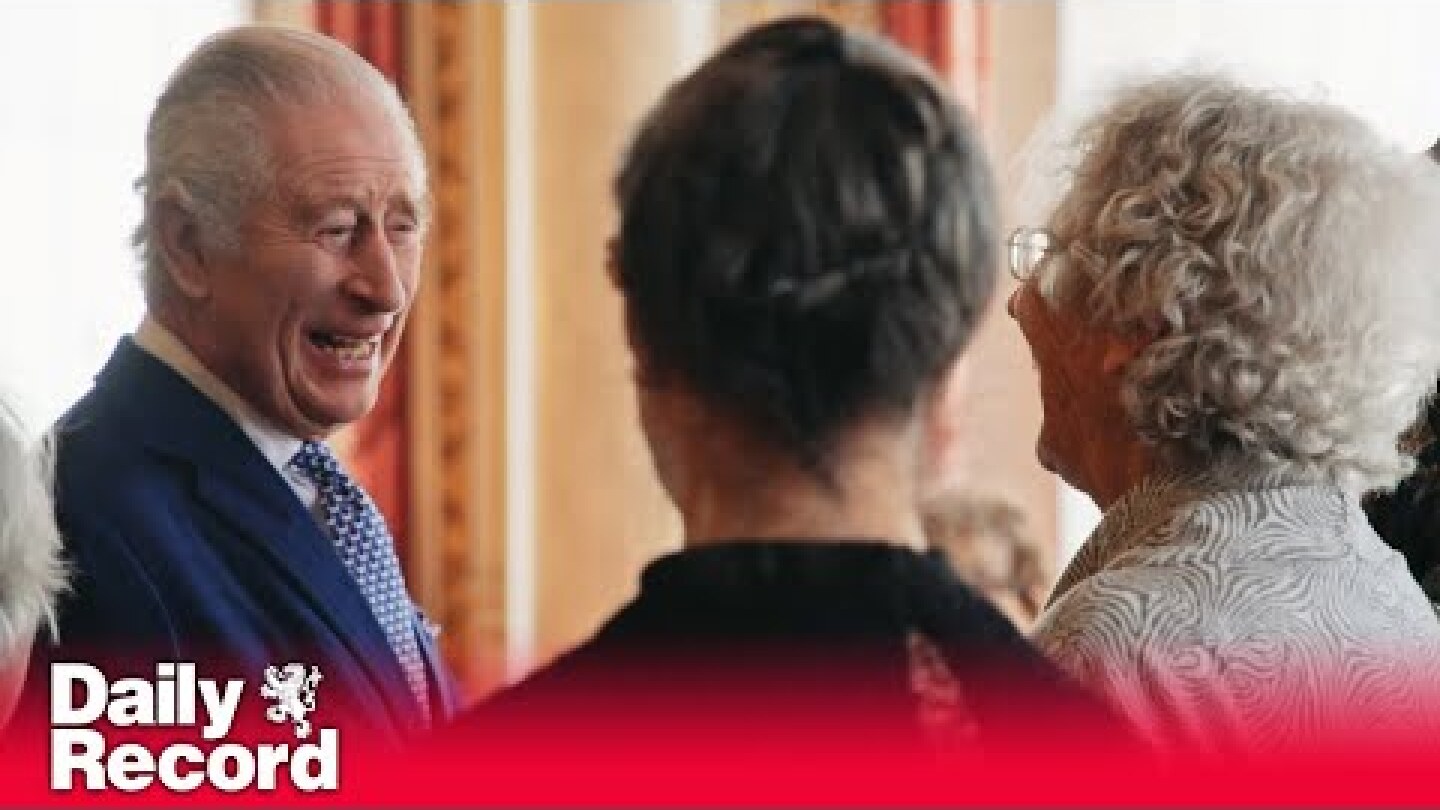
[1046,463,1330,609]
[133,317,305,476]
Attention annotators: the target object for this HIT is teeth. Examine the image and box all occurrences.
[315,333,378,364]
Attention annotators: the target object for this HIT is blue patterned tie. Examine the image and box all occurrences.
[289,440,430,726]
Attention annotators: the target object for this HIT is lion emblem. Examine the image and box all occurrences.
[259,663,323,739]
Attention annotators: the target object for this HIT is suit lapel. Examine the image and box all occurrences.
[96,339,424,731]
[192,469,424,729]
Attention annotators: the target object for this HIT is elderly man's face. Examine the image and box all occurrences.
[193,96,425,438]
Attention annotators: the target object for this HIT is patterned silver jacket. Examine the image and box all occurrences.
[1035,467,1440,754]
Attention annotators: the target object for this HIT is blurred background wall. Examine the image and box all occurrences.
[2,0,1438,703]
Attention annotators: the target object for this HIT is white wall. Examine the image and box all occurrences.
[1059,0,1440,149]
[1050,0,1440,559]
[0,2,245,435]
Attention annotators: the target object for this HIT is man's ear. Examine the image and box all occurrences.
[920,353,973,502]
[153,197,214,301]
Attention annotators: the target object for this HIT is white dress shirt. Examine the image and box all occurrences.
[132,317,319,516]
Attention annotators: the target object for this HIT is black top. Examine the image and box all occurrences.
[1366,439,1440,605]
[461,542,1135,759]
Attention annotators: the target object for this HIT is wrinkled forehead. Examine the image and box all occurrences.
[263,97,427,208]
[282,156,427,211]
[264,94,426,187]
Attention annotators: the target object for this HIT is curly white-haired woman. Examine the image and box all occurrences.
[0,399,66,728]
[1009,72,1440,754]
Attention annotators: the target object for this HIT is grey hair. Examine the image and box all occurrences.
[0,398,66,655]
[1038,72,1440,492]
[134,24,427,304]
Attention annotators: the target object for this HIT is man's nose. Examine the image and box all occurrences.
[348,229,408,313]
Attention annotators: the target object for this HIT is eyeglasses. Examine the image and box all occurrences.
[1007,227,1054,282]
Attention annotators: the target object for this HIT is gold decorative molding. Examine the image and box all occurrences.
[404,1,510,702]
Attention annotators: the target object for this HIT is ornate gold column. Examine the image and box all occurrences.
[402,2,511,699]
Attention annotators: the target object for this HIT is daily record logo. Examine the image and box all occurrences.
[50,662,338,792]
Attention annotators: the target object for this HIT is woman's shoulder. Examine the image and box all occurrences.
[1034,566,1163,655]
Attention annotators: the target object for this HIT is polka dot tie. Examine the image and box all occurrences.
[290,440,430,727]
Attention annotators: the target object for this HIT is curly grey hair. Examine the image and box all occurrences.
[1037,72,1440,491]
[134,24,427,304]
[0,398,65,656]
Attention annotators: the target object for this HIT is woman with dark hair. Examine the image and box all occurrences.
[466,16,1127,760]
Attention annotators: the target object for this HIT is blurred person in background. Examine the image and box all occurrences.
[0,399,65,730]
[922,493,1050,633]
[1010,72,1440,754]
[465,16,1130,762]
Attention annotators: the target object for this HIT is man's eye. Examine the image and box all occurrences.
[388,216,421,243]
[317,219,357,246]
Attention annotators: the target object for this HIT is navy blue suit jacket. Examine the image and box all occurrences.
[41,338,458,745]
